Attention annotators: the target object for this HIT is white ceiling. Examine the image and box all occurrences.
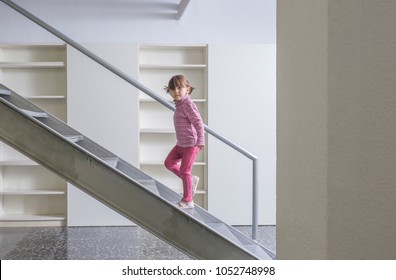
[0,0,276,44]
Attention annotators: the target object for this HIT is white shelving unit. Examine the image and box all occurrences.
[0,44,67,226]
[138,45,208,208]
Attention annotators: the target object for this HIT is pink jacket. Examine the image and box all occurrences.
[174,95,205,147]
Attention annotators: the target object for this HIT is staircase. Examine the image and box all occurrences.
[0,84,275,260]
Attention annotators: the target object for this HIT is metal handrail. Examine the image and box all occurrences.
[0,0,260,240]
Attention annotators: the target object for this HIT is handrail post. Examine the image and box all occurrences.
[252,159,259,241]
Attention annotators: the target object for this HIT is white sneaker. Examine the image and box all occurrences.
[176,200,194,209]
[192,176,199,196]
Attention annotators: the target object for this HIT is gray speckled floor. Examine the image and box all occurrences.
[0,226,275,260]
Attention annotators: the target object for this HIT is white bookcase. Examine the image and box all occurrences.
[138,45,208,208]
[0,44,67,226]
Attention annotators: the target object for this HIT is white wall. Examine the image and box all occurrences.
[208,44,276,225]
[67,43,139,226]
[0,0,275,44]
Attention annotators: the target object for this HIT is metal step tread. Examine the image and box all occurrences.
[19,108,48,118]
[100,156,119,168]
[65,135,84,143]
[207,222,244,246]
[137,179,160,196]
[0,88,11,95]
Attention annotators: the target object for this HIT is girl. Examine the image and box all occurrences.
[164,75,205,209]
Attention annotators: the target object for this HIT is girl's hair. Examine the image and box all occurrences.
[164,74,195,94]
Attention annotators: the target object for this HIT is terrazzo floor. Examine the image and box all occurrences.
[0,226,275,260]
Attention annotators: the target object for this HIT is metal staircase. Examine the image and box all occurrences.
[0,84,275,260]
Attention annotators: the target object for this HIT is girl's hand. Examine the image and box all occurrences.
[197,145,205,150]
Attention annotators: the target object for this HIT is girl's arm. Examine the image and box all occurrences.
[186,102,205,148]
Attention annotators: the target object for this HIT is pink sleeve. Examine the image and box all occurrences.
[186,102,205,146]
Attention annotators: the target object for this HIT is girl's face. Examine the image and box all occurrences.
[169,85,189,101]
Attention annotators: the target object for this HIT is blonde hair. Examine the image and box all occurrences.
[164,74,195,94]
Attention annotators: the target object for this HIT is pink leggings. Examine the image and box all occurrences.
[164,145,200,202]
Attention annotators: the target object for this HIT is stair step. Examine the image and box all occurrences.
[20,108,48,118]
[188,209,207,223]
[100,157,118,168]
[137,179,160,196]
[65,135,84,143]
[207,222,244,246]
[0,88,11,95]
[243,244,274,260]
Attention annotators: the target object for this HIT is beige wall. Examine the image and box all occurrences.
[277,0,328,259]
[277,0,396,259]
